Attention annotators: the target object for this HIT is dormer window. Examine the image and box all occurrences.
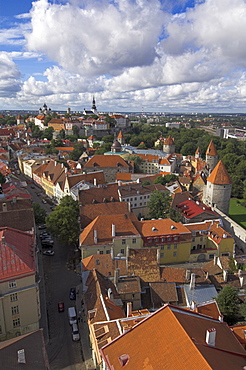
[118,354,130,367]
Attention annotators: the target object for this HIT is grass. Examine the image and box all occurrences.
[229,198,246,230]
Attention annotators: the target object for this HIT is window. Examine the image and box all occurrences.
[200,237,203,242]
[9,281,17,289]
[209,254,214,259]
[99,251,103,254]
[140,196,142,200]
[222,253,230,257]
[0,325,2,334]
[174,236,178,241]
[134,197,137,200]
[192,237,195,242]
[173,252,177,257]
[10,293,18,302]
[148,239,152,243]
[134,204,137,207]
[96,259,100,265]
[167,245,171,250]
[132,238,136,244]
[130,198,133,201]
[106,250,110,254]
[11,306,19,315]
[160,253,164,258]
[13,318,20,328]
[122,239,126,245]
[161,246,164,250]
[174,244,177,249]
[120,249,125,255]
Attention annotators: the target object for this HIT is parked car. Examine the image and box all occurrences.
[38,224,46,229]
[58,302,64,312]
[43,250,54,256]
[42,199,47,204]
[41,240,54,248]
[69,288,76,300]
[72,323,80,341]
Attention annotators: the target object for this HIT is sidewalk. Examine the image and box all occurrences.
[76,283,96,370]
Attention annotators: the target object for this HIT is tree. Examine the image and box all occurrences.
[33,203,46,225]
[231,175,244,199]
[125,154,143,173]
[0,173,6,184]
[41,127,54,140]
[69,143,85,160]
[215,285,239,324]
[45,196,80,247]
[154,175,178,185]
[169,207,182,222]
[148,191,172,219]
[72,125,80,138]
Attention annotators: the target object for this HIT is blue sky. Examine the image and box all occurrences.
[1,0,246,113]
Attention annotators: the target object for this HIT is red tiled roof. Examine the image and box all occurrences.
[164,136,175,145]
[0,227,35,281]
[84,155,129,168]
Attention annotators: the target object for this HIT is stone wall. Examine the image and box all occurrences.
[214,206,246,252]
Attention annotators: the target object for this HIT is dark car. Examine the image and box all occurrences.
[41,240,54,248]
[43,250,54,256]
[69,288,76,300]
[58,302,64,312]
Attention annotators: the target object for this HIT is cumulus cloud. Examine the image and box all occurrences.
[3,0,246,111]
[25,0,163,76]
[0,53,22,97]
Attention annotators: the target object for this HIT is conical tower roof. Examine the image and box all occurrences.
[117,130,124,139]
[164,136,175,145]
[207,160,232,185]
[195,147,201,155]
[206,140,218,156]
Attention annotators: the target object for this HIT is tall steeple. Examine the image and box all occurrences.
[91,96,97,113]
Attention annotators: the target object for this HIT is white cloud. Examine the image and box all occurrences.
[0,53,22,97]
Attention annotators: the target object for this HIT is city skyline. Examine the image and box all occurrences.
[1,0,246,113]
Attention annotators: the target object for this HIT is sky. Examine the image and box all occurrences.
[1,0,246,113]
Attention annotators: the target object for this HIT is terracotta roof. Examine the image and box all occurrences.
[207,160,232,185]
[117,276,141,294]
[150,282,178,305]
[82,254,127,277]
[177,199,218,220]
[0,199,35,232]
[0,227,35,281]
[231,325,246,346]
[80,214,140,246]
[133,218,190,238]
[118,182,166,197]
[194,300,222,320]
[206,140,218,156]
[161,267,208,284]
[164,136,175,145]
[84,270,125,324]
[127,248,160,282]
[79,183,120,205]
[117,130,124,138]
[101,304,246,369]
[84,155,129,168]
[80,202,136,229]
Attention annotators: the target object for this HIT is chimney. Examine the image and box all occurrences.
[214,255,218,265]
[112,224,116,237]
[127,302,132,317]
[191,301,196,310]
[12,197,16,203]
[190,273,195,290]
[114,268,120,285]
[219,315,223,322]
[94,229,97,244]
[111,246,114,259]
[2,203,7,212]
[206,328,216,346]
[157,249,160,264]
[107,288,113,300]
[223,269,228,282]
[186,269,191,281]
[94,178,97,186]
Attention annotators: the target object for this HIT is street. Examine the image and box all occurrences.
[27,182,87,369]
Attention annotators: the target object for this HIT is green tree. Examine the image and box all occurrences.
[0,173,6,184]
[69,143,85,160]
[215,285,239,324]
[104,115,116,127]
[72,125,80,138]
[33,202,47,225]
[58,129,66,139]
[154,175,178,185]
[231,175,244,199]
[46,196,80,247]
[125,154,143,173]
[41,127,54,140]
[169,207,182,222]
[148,191,172,219]
[94,142,112,155]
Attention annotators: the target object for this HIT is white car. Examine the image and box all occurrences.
[43,250,54,256]
[72,323,80,341]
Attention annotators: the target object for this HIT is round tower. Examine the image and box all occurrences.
[206,140,218,172]
[163,136,175,154]
[117,130,124,145]
[195,147,201,159]
[204,160,232,214]
[111,140,122,153]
